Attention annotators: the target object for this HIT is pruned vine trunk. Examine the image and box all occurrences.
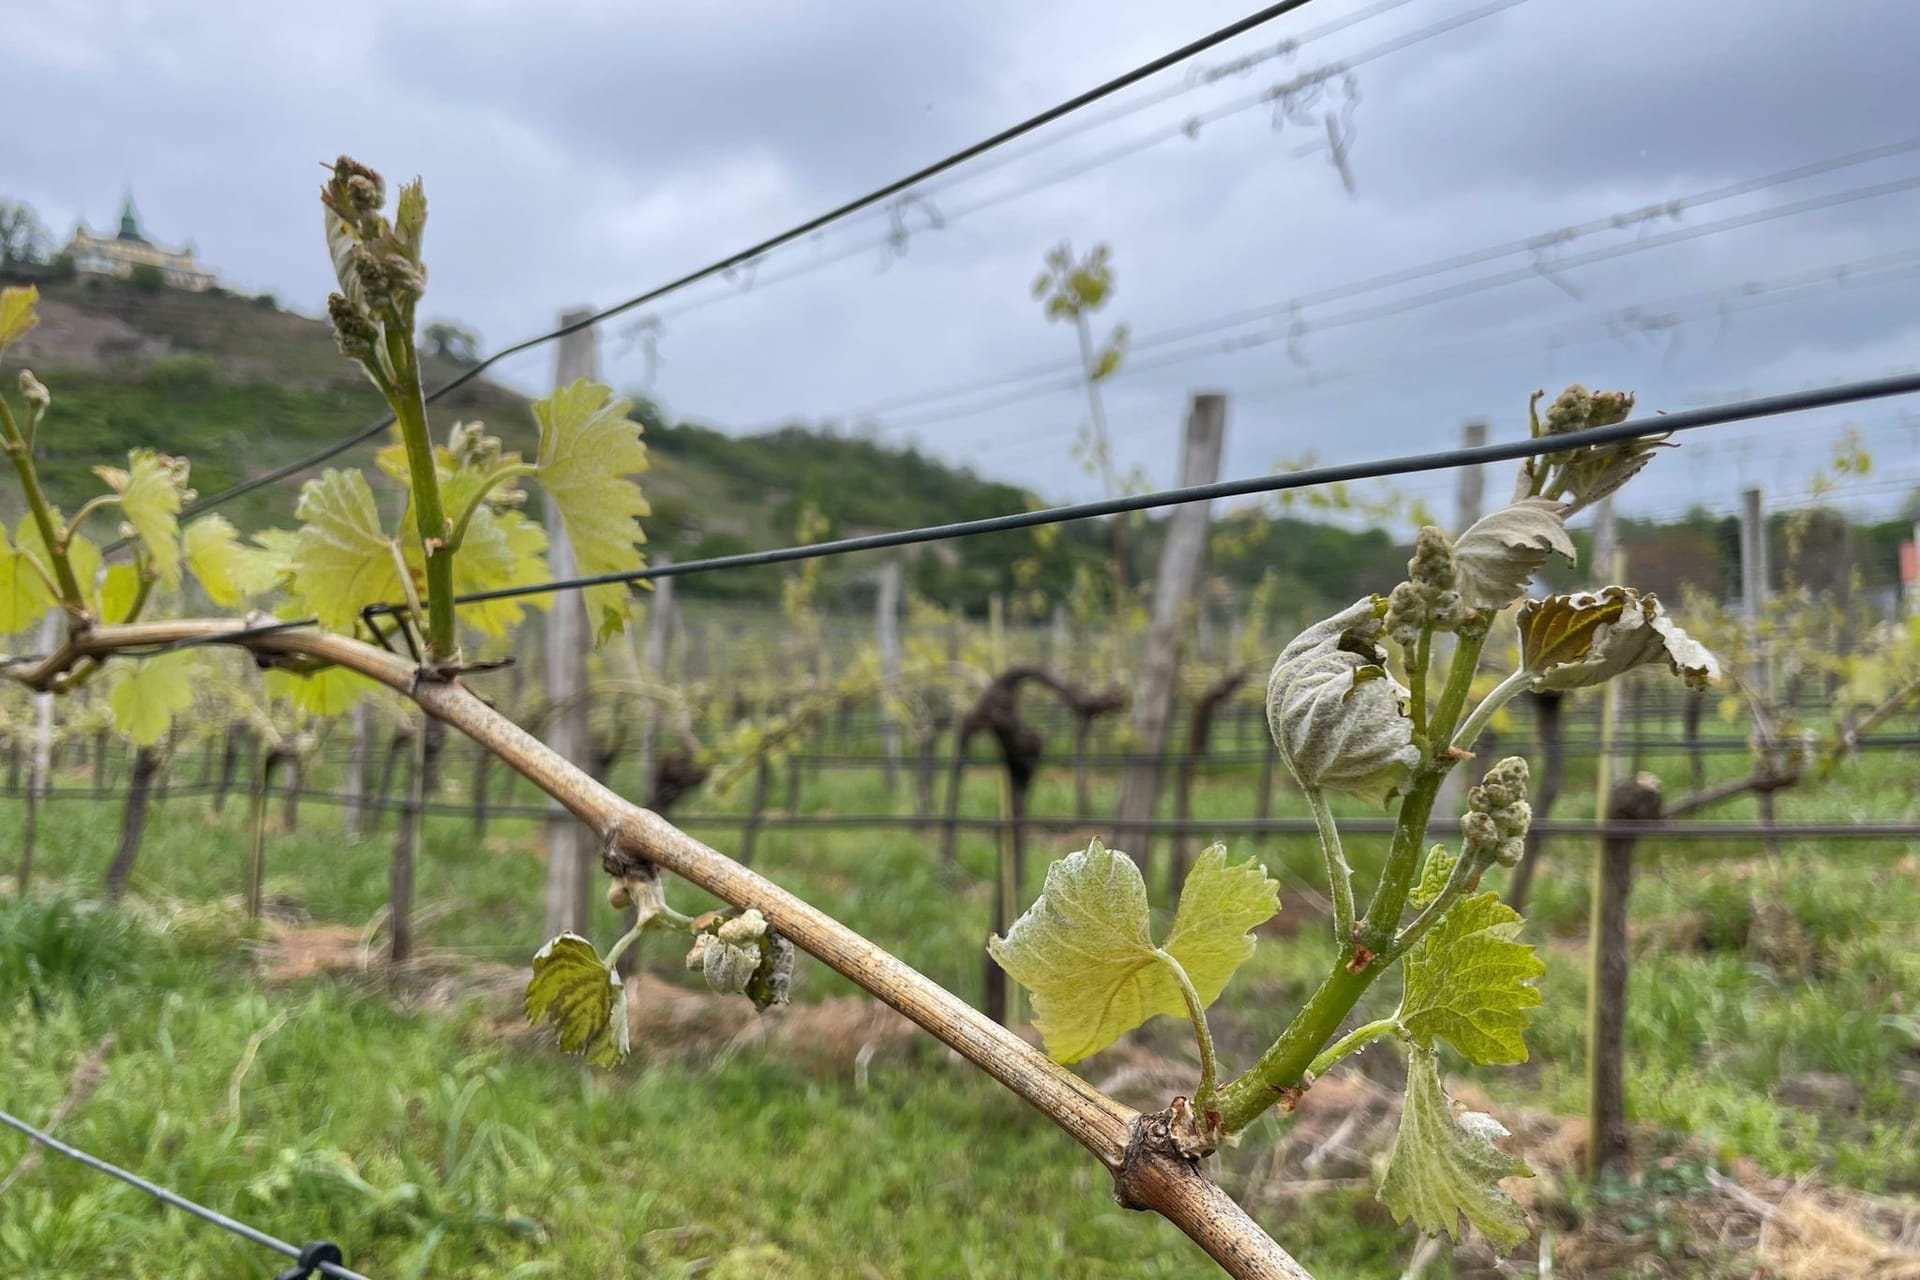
[104,748,161,902]
[1587,772,1663,1181]
[213,726,242,814]
[1170,668,1250,898]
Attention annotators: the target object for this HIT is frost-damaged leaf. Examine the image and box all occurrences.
[1399,893,1544,1066]
[526,933,629,1069]
[1379,1047,1533,1252]
[987,839,1277,1063]
[289,469,403,630]
[263,665,374,717]
[1453,498,1574,610]
[1266,596,1418,804]
[94,450,191,587]
[1518,587,1717,692]
[0,285,38,348]
[534,379,650,641]
[109,653,194,746]
[183,515,251,608]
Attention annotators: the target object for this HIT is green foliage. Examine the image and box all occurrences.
[524,933,628,1069]
[181,515,249,608]
[532,379,650,640]
[421,319,480,366]
[0,896,138,1012]
[286,467,404,631]
[107,652,194,745]
[1378,1047,1534,1251]
[0,516,54,631]
[262,664,374,717]
[0,200,52,268]
[128,263,165,292]
[93,449,190,587]
[0,283,38,345]
[1398,893,1544,1066]
[988,839,1276,1064]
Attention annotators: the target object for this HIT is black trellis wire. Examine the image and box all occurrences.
[361,368,1920,619]
[116,0,1320,547]
[0,1109,372,1280]
[14,781,1920,845]
[52,371,1920,666]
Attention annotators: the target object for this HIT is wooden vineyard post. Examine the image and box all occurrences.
[344,700,371,840]
[1113,393,1226,859]
[1740,485,1783,856]
[541,310,599,939]
[391,718,444,964]
[635,554,676,807]
[877,555,904,789]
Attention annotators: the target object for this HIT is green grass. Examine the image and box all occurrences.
[2,728,1918,1276]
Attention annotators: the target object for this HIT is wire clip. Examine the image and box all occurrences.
[274,1240,344,1280]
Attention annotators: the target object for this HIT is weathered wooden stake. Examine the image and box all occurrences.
[541,309,600,939]
[1113,393,1226,854]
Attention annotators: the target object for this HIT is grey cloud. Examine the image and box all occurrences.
[2,0,1914,529]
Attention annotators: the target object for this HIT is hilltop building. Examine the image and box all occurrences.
[64,193,214,291]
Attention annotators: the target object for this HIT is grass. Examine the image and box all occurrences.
[1,708,1917,1277]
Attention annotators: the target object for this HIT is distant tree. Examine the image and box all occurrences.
[0,200,51,268]
[422,319,480,366]
[128,263,165,292]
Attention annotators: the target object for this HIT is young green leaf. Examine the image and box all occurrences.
[988,839,1277,1064]
[108,653,194,746]
[533,379,650,641]
[263,665,375,717]
[1408,846,1457,910]
[1399,892,1544,1066]
[97,563,142,624]
[525,932,629,1069]
[0,285,38,349]
[94,450,190,587]
[446,506,549,638]
[234,528,299,597]
[0,521,54,631]
[4,514,103,627]
[1379,1047,1533,1252]
[183,514,251,608]
[1162,844,1285,1000]
[289,468,404,630]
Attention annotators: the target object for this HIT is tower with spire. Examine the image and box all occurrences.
[65,189,215,290]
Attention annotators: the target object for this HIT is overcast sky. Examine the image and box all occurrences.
[8,0,1920,531]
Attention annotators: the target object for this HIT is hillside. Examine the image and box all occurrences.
[2,276,1123,605]
[10,275,1902,615]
